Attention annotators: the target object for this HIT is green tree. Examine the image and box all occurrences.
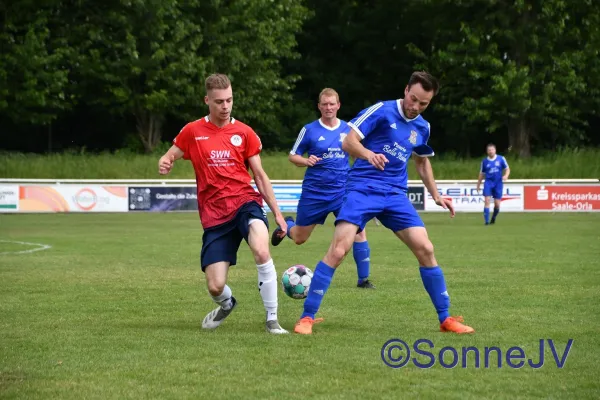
[68,0,208,153]
[67,0,309,152]
[410,0,600,157]
[200,0,309,147]
[0,2,73,128]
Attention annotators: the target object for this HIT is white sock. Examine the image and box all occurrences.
[257,259,278,321]
[211,284,233,310]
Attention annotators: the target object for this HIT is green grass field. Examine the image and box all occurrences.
[1,148,599,180]
[1,212,599,399]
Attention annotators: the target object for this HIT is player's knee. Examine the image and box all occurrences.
[253,247,271,265]
[327,243,349,266]
[207,280,225,297]
[417,240,435,259]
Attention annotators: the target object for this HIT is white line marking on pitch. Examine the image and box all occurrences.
[0,240,52,255]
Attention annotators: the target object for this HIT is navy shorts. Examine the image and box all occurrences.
[296,193,345,226]
[483,181,503,199]
[335,186,424,233]
[200,201,268,272]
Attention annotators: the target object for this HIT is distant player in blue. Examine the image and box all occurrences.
[271,88,375,289]
[476,143,510,225]
[293,72,475,335]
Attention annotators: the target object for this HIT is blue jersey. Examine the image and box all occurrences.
[480,155,508,184]
[347,100,434,192]
[290,119,350,198]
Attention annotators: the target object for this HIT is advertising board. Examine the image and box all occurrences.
[425,184,524,212]
[524,185,600,211]
[18,185,128,212]
[0,185,19,212]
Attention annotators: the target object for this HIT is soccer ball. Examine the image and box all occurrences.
[281,265,313,299]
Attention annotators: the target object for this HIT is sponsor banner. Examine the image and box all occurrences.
[18,185,128,212]
[128,185,302,212]
[524,185,600,211]
[425,184,524,212]
[0,185,19,212]
[408,186,425,210]
[128,187,198,212]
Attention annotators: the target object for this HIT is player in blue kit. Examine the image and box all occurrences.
[294,71,475,335]
[271,88,375,288]
[476,144,510,225]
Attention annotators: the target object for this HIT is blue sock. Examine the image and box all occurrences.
[419,266,450,323]
[353,241,370,284]
[492,207,499,221]
[301,261,336,319]
[285,219,296,239]
[483,208,490,224]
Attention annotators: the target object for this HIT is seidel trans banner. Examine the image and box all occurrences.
[425,184,524,212]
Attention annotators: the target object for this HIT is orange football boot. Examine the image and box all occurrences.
[294,316,324,335]
[440,316,475,334]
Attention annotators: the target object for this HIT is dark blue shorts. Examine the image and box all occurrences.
[483,181,503,200]
[335,186,424,233]
[296,193,345,226]
[200,201,268,271]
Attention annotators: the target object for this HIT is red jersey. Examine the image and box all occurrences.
[173,116,264,228]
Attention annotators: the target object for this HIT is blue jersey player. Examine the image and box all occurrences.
[294,72,475,335]
[271,88,375,289]
[476,144,510,225]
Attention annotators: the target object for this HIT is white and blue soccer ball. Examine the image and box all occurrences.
[281,265,313,299]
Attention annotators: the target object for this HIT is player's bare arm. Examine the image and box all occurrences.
[248,154,288,236]
[288,153,321,167]
[414,156,455,217]
[341,129,388,170]
[476,172,485,191]
[158,145,184,175]
[503,167,510,181]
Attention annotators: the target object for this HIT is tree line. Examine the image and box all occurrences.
[1,0,599,157]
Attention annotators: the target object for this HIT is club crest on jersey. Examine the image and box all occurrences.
[230,134,242,147]
[495,161,500,166]
[409,130,418,145]
[339,133,347,142]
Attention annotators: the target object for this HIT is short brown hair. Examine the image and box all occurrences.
[407,71,440,96]
[205,73,231,93]
[318,88,340,103]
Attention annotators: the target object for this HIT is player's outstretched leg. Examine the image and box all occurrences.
[395,227,475,334]
[353,229,374,289]
[294,222,358,335]
[248,220,288,334]
[202,262,238,329]
[270,216,295,246]
[491,198,501,224]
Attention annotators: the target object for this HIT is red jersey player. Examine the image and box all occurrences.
[157,74,288,334]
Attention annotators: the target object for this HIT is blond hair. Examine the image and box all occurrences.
[318,88,340,103]
[205,74,231,93]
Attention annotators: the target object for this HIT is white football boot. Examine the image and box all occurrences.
[202,297,237,329]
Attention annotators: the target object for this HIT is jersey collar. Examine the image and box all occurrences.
[397,99,419,122]
[204,115,236,127]
[487,155,498,161]
[318,118,341,131]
